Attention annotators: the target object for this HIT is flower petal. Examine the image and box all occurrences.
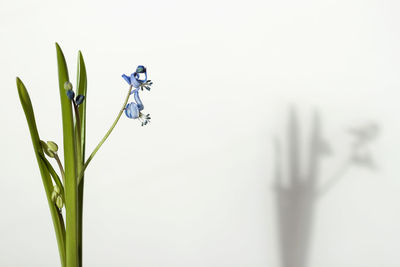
[125,102,139,119]
[136,65,146,73]
[137,72,147,83]
[122,74,131,84]
[133,89,144,111]
[130,72,141,89]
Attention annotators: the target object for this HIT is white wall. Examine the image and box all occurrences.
[0,0,399,266]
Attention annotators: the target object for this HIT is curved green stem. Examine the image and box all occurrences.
[79,85,133,183]
[40,154,65,196]
[54,154,66,184]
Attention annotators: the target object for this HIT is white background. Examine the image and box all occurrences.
[0,0,399,266]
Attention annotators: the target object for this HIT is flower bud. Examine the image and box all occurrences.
[66,89,75,100]
[47,141,58,153]
[75,95,85,105]
[53,184,61,194]
[51,191,58,202]
[136,65,146,73]
[56,196,64,209]
[40,140,55,158]
[64,81,73,91]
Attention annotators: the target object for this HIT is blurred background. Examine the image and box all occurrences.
[0,0,399,266]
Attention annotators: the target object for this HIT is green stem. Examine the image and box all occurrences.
[54,153,66,184]
[72,101,82,143]
[40,154,65,196]
[78,85,133,183]
[40,155,67,267]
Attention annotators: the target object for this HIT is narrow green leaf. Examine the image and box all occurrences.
[16,77,66,266]
[76,51,87,160]
[76,50,87,266]
[55,43,78,267]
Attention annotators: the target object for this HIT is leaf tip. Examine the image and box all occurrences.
[55,42,63,55]
[16,77,28,103]
[78,50,85,63]
[16,77,24,89]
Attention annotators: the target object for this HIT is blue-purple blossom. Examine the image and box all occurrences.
[122,66,152,126]
[125,102,139,119]
[125,90,151,126]
[121,65,152,92]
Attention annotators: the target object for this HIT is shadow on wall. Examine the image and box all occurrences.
[273,106,379,267]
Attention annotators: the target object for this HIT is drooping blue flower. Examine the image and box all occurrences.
[133,89,144,111]
[124,88,150,126]
[125,102,140,119]
[122,66,152,126]
[125,101,151,126]
[122,72,142,89]
[122,65,152,92]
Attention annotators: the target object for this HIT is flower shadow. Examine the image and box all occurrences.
[273,106,379,267]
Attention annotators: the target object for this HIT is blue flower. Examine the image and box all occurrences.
[122,72,143,89]
[122,66,152,126]
[125,102,140,119]
[122,65,152,92]
[124,88,151,126]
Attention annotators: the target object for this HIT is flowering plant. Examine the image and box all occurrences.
[16,43,152,267]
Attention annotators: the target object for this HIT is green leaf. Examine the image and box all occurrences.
[76,50,87,266]
[55,42,78,267]
[16,77,66,266]
[76,51,87,161]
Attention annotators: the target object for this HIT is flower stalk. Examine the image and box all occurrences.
[79,84,133,183]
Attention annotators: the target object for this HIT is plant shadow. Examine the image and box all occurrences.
[273,106,379,267]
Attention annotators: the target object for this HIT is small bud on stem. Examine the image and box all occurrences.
[64,81,73,91]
